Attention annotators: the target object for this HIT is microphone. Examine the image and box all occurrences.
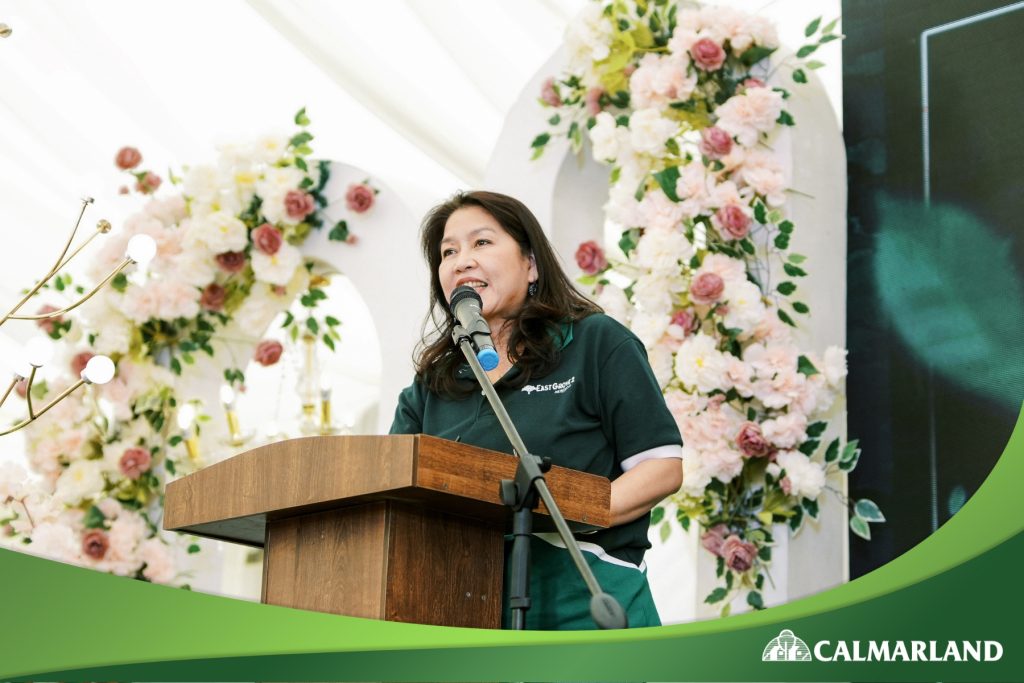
[449,285,499,371]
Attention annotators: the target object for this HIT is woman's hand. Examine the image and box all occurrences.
[609,457,683,527]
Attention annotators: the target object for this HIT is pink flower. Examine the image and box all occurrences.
[115,146,142,170]
[118,186,130,195]
[721,535,758,573]
[699,126,733,159]
[119,447,152,480]
[70,352,94,378]
[253,340,283,367]
[135,172,162,195]
[35,304,63,335]
[14,378,27,399]
[284,190,316,221]
[540,77,561,107]
[200,283,226,312]
[701,523,729,556]
[714,204,751,240]
[670,308,696,334]
[345,183,375,214]
[736,421,771,458]
[575,240,607,275]
[585,88,604,116]
[215,251,247,273]
[81,529,110,560]
[690,38,727,71]
[251,223,283,255]
[742,78,766,90]
[345,234,359,245]
[780,476,793,495]
[689,272,725,305]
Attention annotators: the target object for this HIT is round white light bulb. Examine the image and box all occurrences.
[26,336,54,368]
[219,384,236,406]
[126,234,157,265]
[82,355,115,385]
[176,404,196,431]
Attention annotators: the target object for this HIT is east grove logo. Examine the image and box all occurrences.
[762,629,1004,663]
[521,376,575,395]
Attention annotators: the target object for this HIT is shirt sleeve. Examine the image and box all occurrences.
[388,382,423,435]
[597,337,683,469]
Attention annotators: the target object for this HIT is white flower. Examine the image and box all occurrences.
[140,537,177,583]
[257,167,305,225]
[675,163,714,218]
[595,284,631,325]
[674,332,729,393]
[637,191,688,235]
[633,274,674,317]
[170,248,217,288]
[590,112,626,163]
[776,450,826,499]
[649,340,675,389]
[143,195,187,227]
[251,242,302,286]
[630,310,670,349]
[634,226,693,273]
[715,87,784,147]
[54,459,105,505]
[822,346,848,387]
[721,279,767,334]
[565,3,613,70]
[182,164,222,207]
[698,253,747,287]
[249,133,291,165]
[80,295,133,355]
[23,521,80,563]
[185,210,248,253]
[630,53,697,110]
[629,108,677,156]
[680,445,713,497]
[761,412,808,449]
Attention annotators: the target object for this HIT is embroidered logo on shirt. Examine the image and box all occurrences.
[521,377,575,395]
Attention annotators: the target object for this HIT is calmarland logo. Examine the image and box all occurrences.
[762,628,1004,663]
[763,630,812,661]
[521,376,575,395]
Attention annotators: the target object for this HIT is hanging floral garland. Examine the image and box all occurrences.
[536,1,882,612]
[0,109,377,585]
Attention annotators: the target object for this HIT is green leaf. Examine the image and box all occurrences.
[650,506,665,525]
[778,220,794,234]
[777,281,796,296]
[797,439,819,456]
[839,450,861,471]
[548,114,561,125]
[841,439,860,463]
[788,253,807,263]
[530,133,550,149]
[821,18,840,34]
[112,273,128,293]
[83,505,106,529]
[792,301,810,314]
[169,435,183,447]
[806,421,827,438]
[187,543,201,554]
[855,499,885,523]
[720,603,732,618]
[758,545,771,561]
[739,45,776,66]
[740,239,755,255]
[819,34,841,44]
[850,516,871,540]
[659,520,671,543]
[322,334,336,352]
[289,131,313,148]
[618,228,641,257]
[804,16,822,37]
[170,357,182,375]
[783,263,807,277]
[676,508,690,531]
[806,59,826,70]
[328,220,350,242]
[753,202,767,224]
[803,497,820,519]
[777,110,796,126]
[325,315,341,327]
[705,587,728,604]
[294,107,310,126]
[824,438,840,463]
[306,318,319,335]
[796,44,819,58]
[788,503,804,532]
[792,68,807,84]
[777,309,796,327]
[747,590,764,609]
[652,166,681,202]
[665,138,680,156]
[774,234,790,250]
[295,157,308,172]
[797,355,819,376]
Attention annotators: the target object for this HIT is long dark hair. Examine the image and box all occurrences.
[415,191,601,397]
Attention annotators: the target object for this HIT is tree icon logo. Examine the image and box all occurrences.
[762,629,812,661]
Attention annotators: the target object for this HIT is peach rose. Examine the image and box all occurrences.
[721,534,757,572]
[700,523,729,556]
[585,87,604,116]
[215,251,247,273]
[540,77,561,107]
[284,190,316,221]
[345,183,375,214]
[35,304,63,335]
[115,146,142,170]
[82,529,110,560]
[689,272,725,305]
[135,172,162,195]
[575,240,607,275]
[119,447,152,480]
[253,339,283,367]
[715,204,751,240]
[690,38,726,71]
[699,126,733,159]
[251,223,283,255]
[200,283,226,312]
[736,421,771,457]
[70,352,94,378]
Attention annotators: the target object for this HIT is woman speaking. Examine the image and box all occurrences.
[390,191,683,630]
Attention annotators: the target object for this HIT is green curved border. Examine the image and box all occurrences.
[2,406,1021,681]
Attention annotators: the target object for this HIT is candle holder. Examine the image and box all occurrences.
[219,385,253,448]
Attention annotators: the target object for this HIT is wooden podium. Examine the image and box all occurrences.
[164,434,610,628]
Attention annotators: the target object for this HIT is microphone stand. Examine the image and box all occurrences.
[452,323,628,630]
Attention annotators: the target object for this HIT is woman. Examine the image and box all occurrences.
[390,191,683,630]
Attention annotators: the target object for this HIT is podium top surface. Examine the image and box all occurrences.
[163,434,610,545]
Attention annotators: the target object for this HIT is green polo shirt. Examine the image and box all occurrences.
[389,313,682,567]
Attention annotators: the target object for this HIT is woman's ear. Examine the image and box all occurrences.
[529,252,538,282]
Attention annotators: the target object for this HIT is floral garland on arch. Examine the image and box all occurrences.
[535,1,883,612]
[0,109,379,585]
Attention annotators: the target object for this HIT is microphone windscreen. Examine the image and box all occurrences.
[449,285,482,311]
